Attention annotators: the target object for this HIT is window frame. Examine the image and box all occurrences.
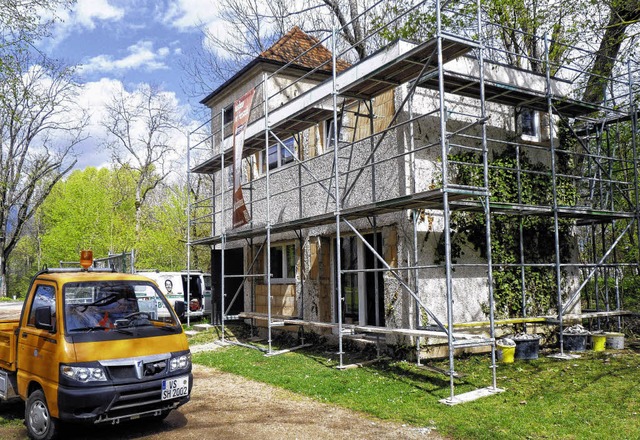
[223,104,234,126]
[519,108,540,142]
[266,243,296,284]
[258,136,296,173]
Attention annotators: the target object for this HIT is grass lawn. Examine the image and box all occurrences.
[193,335,640,440]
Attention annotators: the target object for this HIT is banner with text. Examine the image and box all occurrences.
[232,88,255,228]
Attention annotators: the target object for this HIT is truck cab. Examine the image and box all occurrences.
[0,267,192,439]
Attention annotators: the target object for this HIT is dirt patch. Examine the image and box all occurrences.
[0,362,443,440]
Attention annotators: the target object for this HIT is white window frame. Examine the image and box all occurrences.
[222,104,233,126]
[267,243,296,284]
[258,136,296,173]
[323,114,349,152]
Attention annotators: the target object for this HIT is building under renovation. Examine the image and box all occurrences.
[187,0,639,403]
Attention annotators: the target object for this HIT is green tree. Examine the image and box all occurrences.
[37,167,136,267]
[136,184,188,271]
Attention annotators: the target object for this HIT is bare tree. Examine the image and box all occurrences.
[179,0,383,100]
[0,50,87,297]
[102,84,184,235]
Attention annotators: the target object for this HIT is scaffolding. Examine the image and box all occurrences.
[187,0,640,404]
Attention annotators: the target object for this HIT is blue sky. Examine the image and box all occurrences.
[46,0,215,106]
[37,0,223,170]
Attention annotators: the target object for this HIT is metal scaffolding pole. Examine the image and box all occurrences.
[186,132,192,328]
[476,0,498,390]
[629,61,640,282]
[408,93,422,366]
[265,72,274,355]
[220,108,227,341]
[544,34,567,357]
[435,0,457,401]
[332,21,345,369]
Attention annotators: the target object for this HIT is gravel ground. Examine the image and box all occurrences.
[0,341,444,440]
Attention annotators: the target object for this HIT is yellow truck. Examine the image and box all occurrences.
[0,263,192,440]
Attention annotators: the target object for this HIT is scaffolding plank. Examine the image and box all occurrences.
[236,312,492,340]
[449,200,636,222]
[439,387,505,406]
[192,37,474,175]
[544,310,635,324]
[191,186,490,246]
[265,343,313,357]
[453,317,547,328]
[418,57,601,117]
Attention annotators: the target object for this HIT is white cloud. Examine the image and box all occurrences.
[72,79,191,173]
[79,41,170,74]
[74,0,124,30]
[72,78,125,169]
[161,0,221,31]
[50,0,125,46]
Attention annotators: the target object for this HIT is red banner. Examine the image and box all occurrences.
[232,88,255,228]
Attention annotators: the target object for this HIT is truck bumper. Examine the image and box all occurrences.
[57,372,192,424]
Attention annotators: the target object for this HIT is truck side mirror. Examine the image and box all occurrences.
[35,307,54,332]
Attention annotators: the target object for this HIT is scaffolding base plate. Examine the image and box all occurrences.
[439,387,505,406]
[547,353,581,360]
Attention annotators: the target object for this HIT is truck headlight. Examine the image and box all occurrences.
[61,364,107,382]
[169,353,191,372]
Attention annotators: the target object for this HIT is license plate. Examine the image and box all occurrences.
[161,375,189,400]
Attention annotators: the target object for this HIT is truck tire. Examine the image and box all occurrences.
[25,390,59,440]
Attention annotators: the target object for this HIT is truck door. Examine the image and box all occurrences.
[18,282,59,398]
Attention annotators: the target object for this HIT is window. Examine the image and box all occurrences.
[259,137,295,172]
[268,243,296,283]
[520,108,539,141]
[223,104,233,126]
[28,284,56,328]
[322,115,347,152]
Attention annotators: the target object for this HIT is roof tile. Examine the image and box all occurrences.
[259,26,350,72]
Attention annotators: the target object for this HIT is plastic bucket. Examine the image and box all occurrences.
[514,338,540,360]
[591,334,606,352]
[497,345,515,364]
[605,332,625,349]
[561,333,588,352]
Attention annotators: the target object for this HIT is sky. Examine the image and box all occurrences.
[38,0,224,171]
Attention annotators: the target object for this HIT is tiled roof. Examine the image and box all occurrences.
[259,26,350,73]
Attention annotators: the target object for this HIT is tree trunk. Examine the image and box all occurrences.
[0,246,6,298]
[582,0,640,103]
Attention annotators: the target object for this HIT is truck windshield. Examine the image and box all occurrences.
[64,281,180,334]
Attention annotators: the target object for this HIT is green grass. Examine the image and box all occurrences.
[193,337,640,440]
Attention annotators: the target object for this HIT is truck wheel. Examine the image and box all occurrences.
[25,390,58,440]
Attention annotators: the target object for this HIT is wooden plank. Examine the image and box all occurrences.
[439,387,505,406]
[453,317,547,328]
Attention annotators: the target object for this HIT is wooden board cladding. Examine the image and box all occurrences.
[255,284,297,316]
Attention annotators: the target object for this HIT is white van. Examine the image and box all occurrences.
[140,271,212,320]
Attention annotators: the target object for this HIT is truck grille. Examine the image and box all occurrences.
[100,353,171,383]
[106,361,167,381]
